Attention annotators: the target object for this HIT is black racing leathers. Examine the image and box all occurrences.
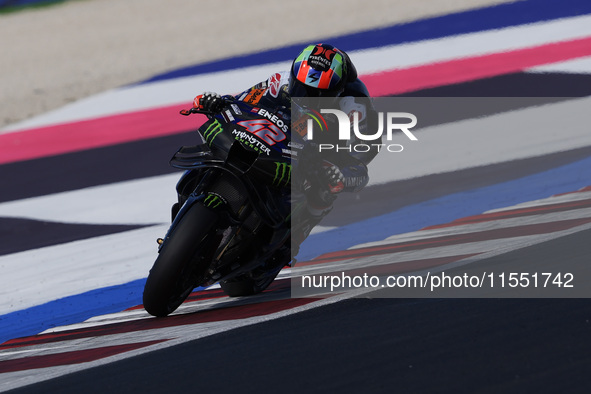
[235,71,379,196]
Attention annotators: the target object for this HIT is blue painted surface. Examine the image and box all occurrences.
[0,279,145,344]
[299,155,591,261]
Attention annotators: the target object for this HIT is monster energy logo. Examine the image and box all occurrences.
[273,162,291,187]
[204,193,224,209]
[203,119,223,146]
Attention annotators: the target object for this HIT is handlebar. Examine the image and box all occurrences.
[179,96,235,116]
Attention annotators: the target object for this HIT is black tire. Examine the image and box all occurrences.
[220,269,280,297]
[143,203,218,317]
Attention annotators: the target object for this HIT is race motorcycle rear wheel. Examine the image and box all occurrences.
[219,246,289,297]
[219,270,280,297]
[143,202,219,317]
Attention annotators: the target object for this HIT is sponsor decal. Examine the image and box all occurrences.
[231,104,242,115]
[243,88,265,105]
[288,141,304,150]
[291,115,308,138]
[269,73,282,98]
[282,148,297,157]
[252,108,289,133]
[231,128,271,155]
[307,70,321,84]
[222,110,235,123]
[308,46,336,71]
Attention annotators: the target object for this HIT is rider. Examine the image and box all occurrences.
[193,43,379,253]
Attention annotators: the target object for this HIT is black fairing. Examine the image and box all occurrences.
[170,99,298,228]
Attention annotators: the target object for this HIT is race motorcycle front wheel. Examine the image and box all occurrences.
[143,202,219,317]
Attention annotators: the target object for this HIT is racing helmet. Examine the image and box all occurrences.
[288,43,348,98]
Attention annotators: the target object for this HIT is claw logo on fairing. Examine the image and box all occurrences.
[273,162,291,187]
[203,119,223,146]
[204,193,225,209]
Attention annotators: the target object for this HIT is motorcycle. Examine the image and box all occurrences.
[142,95,318,317]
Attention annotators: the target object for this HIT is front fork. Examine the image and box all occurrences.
[164,167,293,280]
[158,193,212,252]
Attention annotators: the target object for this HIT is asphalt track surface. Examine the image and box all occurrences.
[4,5,591,391]
[3,71,591,252]
[3,71,591,393]
[11,227,591,393]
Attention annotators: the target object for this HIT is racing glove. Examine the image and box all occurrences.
[307,161,368,215]
[193,92,224,113]
[322,162,345,194]
[323,161,369,194]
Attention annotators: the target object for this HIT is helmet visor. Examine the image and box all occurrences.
[288,75,341,98]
